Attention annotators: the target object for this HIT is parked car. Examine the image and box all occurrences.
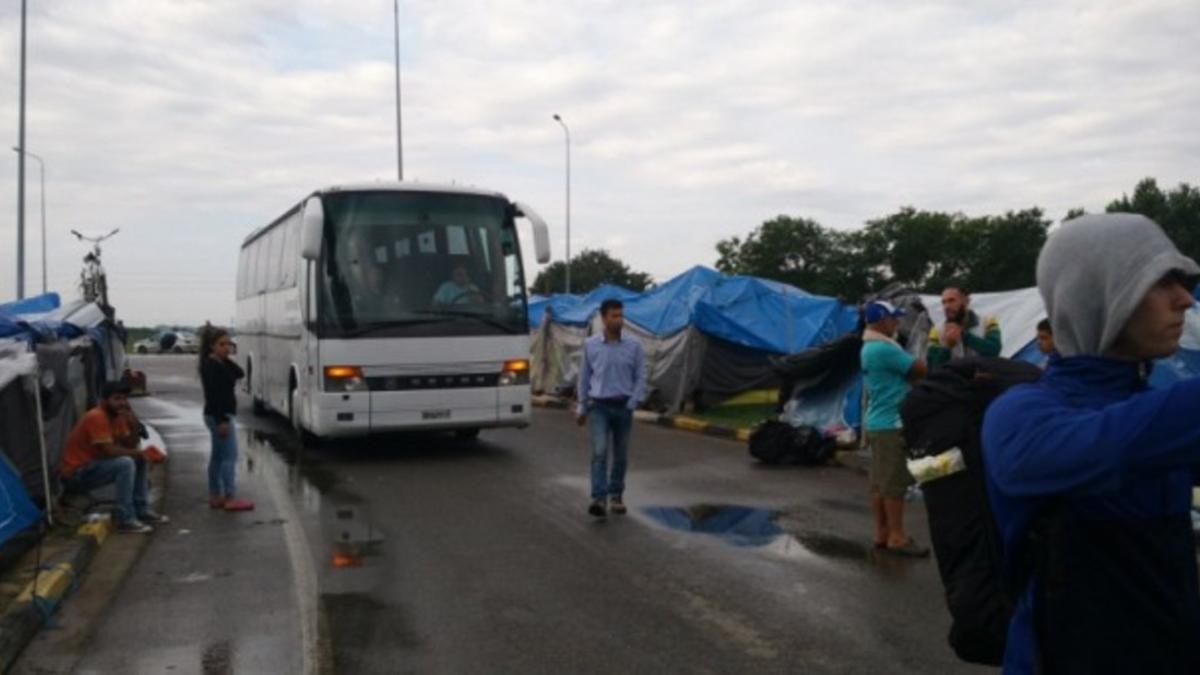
[132,330,200,354]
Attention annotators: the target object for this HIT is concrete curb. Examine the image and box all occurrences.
[651,414,754,443]
[0,421,165,671]
[533,395,870,472]
[531,395,755,442]
[0,517,111,672]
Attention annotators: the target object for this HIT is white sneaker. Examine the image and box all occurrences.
[138,511,169,525]
[118,519,153,534]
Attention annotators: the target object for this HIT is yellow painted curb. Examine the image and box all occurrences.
[16,563,74,603]
[672,416,710,432]
[735,428,752,443]
[78,518,112,546]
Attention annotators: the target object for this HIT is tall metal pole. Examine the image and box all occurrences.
[553,114,571,295]
[13,147,45,295]
[394,0,403,181]
[16,0,28,299]
[38,153,45,294]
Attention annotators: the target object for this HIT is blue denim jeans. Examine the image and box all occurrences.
[587,402,633,500]
[204,414,238,498]
[63,456,150,525]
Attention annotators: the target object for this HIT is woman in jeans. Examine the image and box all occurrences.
[199,327,254,511]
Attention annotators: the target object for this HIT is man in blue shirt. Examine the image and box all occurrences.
[861,300,929,556]
[983,214,1200,673]
[576,299,647,518]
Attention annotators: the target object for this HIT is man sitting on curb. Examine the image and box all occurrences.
[60,381,168,534]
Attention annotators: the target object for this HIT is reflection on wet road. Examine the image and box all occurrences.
[111,356,986,674]
[236,415,985,674]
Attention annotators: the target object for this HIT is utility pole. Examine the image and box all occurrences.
[16,0,28,299]
[394,0,404,181]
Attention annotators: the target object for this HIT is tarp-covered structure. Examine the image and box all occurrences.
[0,292,128,559]
[531,267,860,413]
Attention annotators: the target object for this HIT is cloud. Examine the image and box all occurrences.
[0,0,1197,324]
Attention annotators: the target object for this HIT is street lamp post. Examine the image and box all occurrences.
[394,0,403,181]
[552,114,571,295]
[16,0,28,299]
[12,147,46,295]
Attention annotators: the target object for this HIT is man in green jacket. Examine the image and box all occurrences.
[926,286,1002,367]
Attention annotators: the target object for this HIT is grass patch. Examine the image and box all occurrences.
[692,403,777,430]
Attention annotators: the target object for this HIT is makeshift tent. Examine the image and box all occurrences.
[530,267,860,413]
[0,339,44,562]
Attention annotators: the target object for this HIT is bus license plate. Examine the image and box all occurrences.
[422,409,451,420]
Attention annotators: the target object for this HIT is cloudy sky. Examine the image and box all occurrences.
[1,0,1197,326]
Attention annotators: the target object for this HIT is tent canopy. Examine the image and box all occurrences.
[536,266,859,355]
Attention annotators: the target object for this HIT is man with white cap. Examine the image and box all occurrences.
[983,213,1200,673]
[861,300,929,556]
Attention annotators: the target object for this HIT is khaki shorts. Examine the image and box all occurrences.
[868,429,915,499]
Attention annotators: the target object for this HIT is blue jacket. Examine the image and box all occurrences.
[982,356,1200,674]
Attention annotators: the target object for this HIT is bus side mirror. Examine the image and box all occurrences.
[300,196,324,261]
[513,201,552,264]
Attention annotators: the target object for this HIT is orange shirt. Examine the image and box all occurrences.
[60,407,132,478]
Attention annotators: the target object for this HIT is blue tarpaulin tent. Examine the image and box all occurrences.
[530,266,862,416]
[0,455,40,548]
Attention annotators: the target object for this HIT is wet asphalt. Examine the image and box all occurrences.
[56,356,991,674]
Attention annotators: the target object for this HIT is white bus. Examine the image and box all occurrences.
[235,182,551,440]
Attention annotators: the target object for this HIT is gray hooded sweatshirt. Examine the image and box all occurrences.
[1036,213,1200,357]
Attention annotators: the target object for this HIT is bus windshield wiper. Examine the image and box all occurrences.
[342,317,451,337]
[417,309,520,334]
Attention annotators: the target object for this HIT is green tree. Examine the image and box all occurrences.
[715,206,1049,299]
[715,216,860,297]
[531,248,653,295]
[858,208,963,291]
[1107,178,1200,262]
[957,208,1051,292]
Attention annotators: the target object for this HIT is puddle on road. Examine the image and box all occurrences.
[644,504,873,562]
[242,428,386,572]
[645,505,785,547]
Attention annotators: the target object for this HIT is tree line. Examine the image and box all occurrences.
[531,178,1199,300]
[717,177,1200,300]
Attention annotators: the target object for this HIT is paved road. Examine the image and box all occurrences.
[35,356,988,674]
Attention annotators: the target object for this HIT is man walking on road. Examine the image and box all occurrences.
[576,299,647,518]
[983,214,1200,673]
[60,381,168,533]
[927,286,1002,367]
[861,301,929,556]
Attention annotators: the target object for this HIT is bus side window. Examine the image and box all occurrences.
[236,248,248,299]
[281,214,300,288]
[257,236,270,294]
[267,228,284,291]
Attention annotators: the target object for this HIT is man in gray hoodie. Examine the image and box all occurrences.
[983,213,1200,673]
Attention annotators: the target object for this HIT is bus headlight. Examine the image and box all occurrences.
[324,366,367,392]
[498,359,530,386]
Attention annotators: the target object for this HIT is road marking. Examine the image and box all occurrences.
[256,440,321,675]
[17,563,74,603]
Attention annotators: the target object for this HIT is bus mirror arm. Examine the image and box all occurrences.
[300,196,324,261]
[513,201,552,264]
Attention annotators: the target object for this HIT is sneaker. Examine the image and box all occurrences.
[224,498,255,512]
[209,497,226,510]
[138,511,170,525]
[587,500,607,518]
[118,520,153,534]
[609,497,627,515]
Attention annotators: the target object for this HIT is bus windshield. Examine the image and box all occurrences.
[318,191,528,337]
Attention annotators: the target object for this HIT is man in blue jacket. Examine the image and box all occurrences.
[982,213,1200,673]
